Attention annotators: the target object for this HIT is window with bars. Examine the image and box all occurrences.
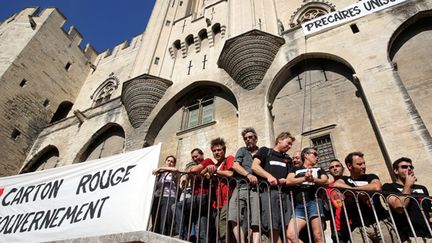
[312,134,336,170]
[182,98,214,130]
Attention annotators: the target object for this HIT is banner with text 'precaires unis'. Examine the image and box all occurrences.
[301,0,408,36]
[0,143,160,242]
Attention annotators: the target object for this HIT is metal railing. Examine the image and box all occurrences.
[148,171,432,243]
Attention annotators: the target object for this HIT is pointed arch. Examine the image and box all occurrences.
[268,52,393,177]
[388,10,432,60]
[91,76,120,107]
[387,10,432,140]
[289,1,336,28]
[268,53,354,105]
[50,101,73,123]
[145,81,239,169]
[74,123,125,163]
[21,145,59,173]
[144,81,238,145]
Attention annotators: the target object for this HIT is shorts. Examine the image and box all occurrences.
[261,189,292,232]
[228,187,260,227]
[294,199,324,221]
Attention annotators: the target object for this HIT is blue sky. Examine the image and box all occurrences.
[0,0,156,53]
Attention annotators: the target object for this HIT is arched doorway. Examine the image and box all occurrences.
[146,81,238,169]
[75,123,125,163]
[50,101,73,123]
[268,54,390,178]
[21,145,59,173]
[388,11,432,134]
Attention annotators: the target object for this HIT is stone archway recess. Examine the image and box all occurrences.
[268,53,394,179]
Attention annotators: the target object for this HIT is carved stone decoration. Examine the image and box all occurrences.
[121,74,173,128]
[217,29,285,90]
[289,1,336,28]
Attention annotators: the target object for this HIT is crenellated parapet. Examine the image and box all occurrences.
[0,7,99,62]
[1,7,147,70]
[96,34,143,62]
[66,25,83,47]
[121,74,173,128]
[217,29,285,90]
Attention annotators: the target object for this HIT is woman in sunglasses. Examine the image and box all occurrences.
[286,147,328,243]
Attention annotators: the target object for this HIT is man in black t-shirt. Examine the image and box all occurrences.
[252,131,295,242]
[383,157,432,242]
[334,151,397,243]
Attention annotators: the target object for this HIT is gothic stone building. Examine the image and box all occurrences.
[0,0,431,188]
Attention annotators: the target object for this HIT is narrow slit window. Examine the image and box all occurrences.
[350,24,359,34]
[11,129,21,140]
[43,99,50,107]
[65,62,72,71]
[19,79,27,87]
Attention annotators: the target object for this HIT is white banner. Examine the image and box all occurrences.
[0,144,161,242]
[302,0,408,36]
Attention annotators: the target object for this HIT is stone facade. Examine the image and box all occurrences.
[1,0,432,189]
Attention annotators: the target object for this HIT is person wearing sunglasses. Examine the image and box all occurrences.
[383,157,432,242]
[286,147,328,243]
[229,127,260,243]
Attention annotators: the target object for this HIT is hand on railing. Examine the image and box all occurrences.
[246,173,258,185]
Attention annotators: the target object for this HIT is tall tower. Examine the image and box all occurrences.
[0,8,96,176]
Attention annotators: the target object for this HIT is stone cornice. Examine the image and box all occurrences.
[217,29,285,90]
[121,74,173,128]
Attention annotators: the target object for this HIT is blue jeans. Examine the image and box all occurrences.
[175,194,214,243]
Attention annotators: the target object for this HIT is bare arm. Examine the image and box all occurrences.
[232,162,258,184]
[189,164,205,173]
[285,172,306,186]
[333,178,351,189]
[232,162,249,176]
[152,166,179,175]
[313,173,329,185]
[252,158,277,185]
[356,179,382,191]
[217,169,234,177]
[387,175,417,214]
[333,178,381,191]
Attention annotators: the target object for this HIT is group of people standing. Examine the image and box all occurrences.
[150,127,431,243]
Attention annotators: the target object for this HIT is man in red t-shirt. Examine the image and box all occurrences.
[175,148,214,242]
[201,137,234,243]
[327,159,350,243]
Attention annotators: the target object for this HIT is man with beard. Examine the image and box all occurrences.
[228,127,259,243]
[334,152,396,242]
[383,157,431,242]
